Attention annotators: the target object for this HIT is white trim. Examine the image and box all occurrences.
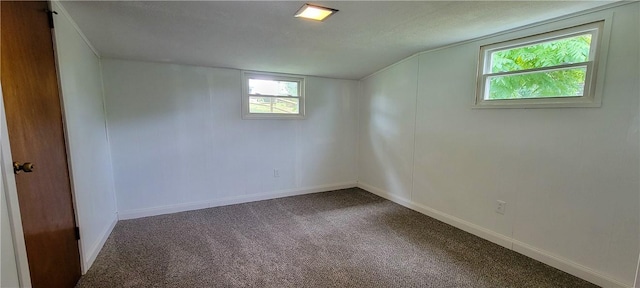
[242,71,306,120]
[0,84,32,287]
[82,214,116,274]
[512,240,630,288]
[357,181,630,288]
[118,182,357,220]
[52,1,100,58]
[358,182,513,249]
[473,20,606,109]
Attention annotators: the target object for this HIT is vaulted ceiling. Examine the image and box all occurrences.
[60,1,615,80]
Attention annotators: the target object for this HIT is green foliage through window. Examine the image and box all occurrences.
[487,34,592,100]
[488,67,587,99]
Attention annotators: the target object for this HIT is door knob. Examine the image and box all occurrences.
[13,162,34,174]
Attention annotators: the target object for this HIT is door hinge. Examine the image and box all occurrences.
[45,9,58,29]
[74,227,80,240]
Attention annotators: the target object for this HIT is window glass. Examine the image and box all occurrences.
[249,97,300,114]
[242,72,305,119]
[487,66,587,99]
[474,21,604,108]
[248,79,299,97]
[490,34,592,73]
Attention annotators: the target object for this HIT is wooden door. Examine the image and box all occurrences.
[1,1,82,287]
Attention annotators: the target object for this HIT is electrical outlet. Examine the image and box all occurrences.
[496,200,506,215]
[273,169,280,178]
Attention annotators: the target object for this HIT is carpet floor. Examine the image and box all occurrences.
[76,188,598,288]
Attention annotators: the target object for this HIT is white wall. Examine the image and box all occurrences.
[1,175,19,288]
[358,59,418,201]
[53,2,118,273]
[101,59,358,218]
[358,3,639,287]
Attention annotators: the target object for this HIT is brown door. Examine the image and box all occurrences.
[1,1,82,287]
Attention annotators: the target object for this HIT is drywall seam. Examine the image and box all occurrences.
[53,1,100,58]
[357,182,630,288]
[118,182,358,220]
[82,213,116,274]
[409,55,420,202]
[356,81,362,184]
[98,59,118,217]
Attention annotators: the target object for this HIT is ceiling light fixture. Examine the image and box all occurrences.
[294,3,338,22]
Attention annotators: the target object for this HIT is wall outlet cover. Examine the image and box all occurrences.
[496,200,506,215]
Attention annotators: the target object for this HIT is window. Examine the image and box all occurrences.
[475,21,604,108]
[242,71,305,119]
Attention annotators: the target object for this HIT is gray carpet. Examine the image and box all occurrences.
[76,188,598,288]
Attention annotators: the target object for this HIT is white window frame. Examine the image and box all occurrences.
[474,21,605,108]
[242,71,305,119]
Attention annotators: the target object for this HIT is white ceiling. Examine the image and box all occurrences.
[60,1,615,80]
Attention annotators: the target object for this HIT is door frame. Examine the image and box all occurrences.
[1,0,89,284]
[0,83,32,287]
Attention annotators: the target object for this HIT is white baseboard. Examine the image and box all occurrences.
[118,182,358,220]
[358,182,514,250]
[357,182,629,288]
[512,239,629,288]
[82,213,117,274]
